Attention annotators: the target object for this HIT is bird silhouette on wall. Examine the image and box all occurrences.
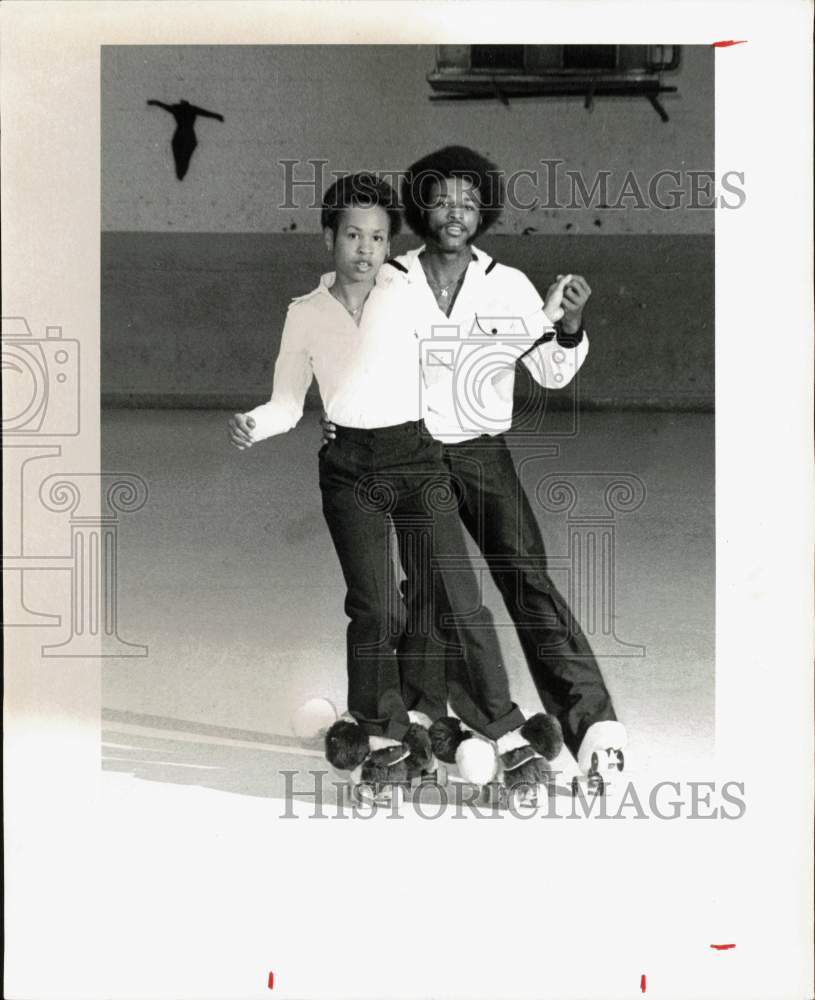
[147,99,224,180]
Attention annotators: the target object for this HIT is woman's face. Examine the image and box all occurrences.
[325,204,390,282]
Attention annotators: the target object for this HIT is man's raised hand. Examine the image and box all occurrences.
[559,274,592,331]
[542,273,572,324]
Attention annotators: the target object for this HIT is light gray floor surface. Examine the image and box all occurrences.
[101,408,715,801]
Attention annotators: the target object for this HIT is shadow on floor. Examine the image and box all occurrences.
[102,707,340,805]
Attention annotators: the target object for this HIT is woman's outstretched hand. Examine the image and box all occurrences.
[228,413,255,450]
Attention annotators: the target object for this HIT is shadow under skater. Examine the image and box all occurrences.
[147,99,224,180]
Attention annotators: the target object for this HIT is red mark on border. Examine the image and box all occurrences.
[710,943,736,950]
[268,971,275,989]
[640,973,647,992]
[711,40,747,47]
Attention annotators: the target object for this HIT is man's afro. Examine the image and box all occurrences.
[401,145,504,238]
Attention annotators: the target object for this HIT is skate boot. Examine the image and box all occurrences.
[428,716,498,789]
[575,720,627,796]
[495,713,565,809]
[404,711,448,790]
[324,716,413,808]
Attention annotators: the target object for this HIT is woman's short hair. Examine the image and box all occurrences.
[320,172,402,236]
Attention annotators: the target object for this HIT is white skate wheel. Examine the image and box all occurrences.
[577,720,627,774]
[291,697,338,741]
[456,737,498,786]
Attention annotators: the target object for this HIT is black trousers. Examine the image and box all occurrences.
[399,432,616,756]
[319,420,523,741]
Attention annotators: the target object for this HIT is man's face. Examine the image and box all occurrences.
[423,177,481,251]
[324,203,390,282]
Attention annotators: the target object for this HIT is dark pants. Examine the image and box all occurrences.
[319,420,523,741]
[399,432,616,756]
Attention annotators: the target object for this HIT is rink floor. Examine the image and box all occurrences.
[101,408,715,800]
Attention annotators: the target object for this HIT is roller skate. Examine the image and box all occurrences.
[428,716,499,790]
[494,713,565,809]
[574,720,628,797]
[324,713,438,809]
[404,711,448,793]
[430,713,564,810]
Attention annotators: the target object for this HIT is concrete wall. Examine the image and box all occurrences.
[101,44,714,409]
[103,44,714,236]
[101,231,713,410]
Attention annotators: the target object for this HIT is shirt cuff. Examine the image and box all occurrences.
[244,401,301,442]
[555,322,585,348]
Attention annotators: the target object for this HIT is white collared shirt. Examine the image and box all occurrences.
[245,270,421,442]
[383,245,589,443]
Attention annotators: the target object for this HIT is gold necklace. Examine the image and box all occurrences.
[331,286,369,318]
[423,261,469,301]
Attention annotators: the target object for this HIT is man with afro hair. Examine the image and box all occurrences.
[323,146,627,790]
